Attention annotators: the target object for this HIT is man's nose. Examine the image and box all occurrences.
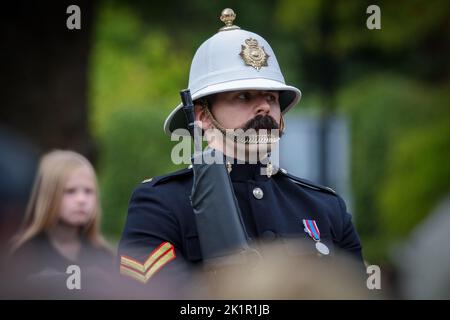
[254,95,271,115]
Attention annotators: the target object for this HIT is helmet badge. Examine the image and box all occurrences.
[239,38,270,71]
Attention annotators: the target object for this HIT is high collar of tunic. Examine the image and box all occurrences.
[228,162,271,182]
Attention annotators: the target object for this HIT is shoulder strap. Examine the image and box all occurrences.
[278,169,337,196]
[141,166,193,187]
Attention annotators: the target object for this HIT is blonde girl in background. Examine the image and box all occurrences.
[9,150,113,296]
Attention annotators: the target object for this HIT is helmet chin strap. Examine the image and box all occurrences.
[200,100,284,145]
[200,100,280,177]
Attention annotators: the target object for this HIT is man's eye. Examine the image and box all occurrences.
[265,94,277,102]
[237,92,250,100]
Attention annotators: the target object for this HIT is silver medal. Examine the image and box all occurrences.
[315,241,330,255]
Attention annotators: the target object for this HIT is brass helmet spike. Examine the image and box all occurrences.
[219,8,240,31]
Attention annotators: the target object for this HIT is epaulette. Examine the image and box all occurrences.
[277,168,337,196]
[141,165,193,186]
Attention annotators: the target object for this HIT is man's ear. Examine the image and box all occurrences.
[194,104,212,130]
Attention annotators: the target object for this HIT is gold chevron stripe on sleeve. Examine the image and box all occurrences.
[120,247,176,283]
[120,242,173,273]
[143,247,176,280]
[120,265,147,283]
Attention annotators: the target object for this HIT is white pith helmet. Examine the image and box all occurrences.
[164,8,302,136]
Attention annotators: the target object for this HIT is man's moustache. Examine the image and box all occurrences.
[242,115,279,131]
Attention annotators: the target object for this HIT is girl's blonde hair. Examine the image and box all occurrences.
[11,150,108,252]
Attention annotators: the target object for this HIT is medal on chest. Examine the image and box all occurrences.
[303,219,330,256]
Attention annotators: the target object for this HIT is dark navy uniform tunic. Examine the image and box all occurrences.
[118,163,363,287]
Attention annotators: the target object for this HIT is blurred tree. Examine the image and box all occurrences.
[0,0,97,159]
[90,2,190,239]
[339,75,450,262]
[379,86,450,238]
[98,108,178,237]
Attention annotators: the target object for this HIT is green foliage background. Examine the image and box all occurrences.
[89,0,450,264]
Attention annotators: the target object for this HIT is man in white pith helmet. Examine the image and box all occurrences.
[118,9,364,292]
